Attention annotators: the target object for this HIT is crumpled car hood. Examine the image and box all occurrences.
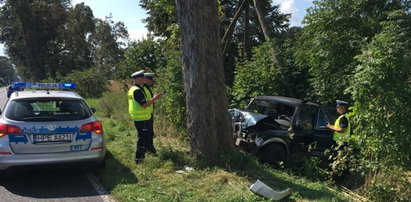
[229,109,268,128]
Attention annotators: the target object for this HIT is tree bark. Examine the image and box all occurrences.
[175,0,233,162]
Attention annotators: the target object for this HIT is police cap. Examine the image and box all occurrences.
[131,70,145,78]
[336,100,349,107]
[144,72,155,80]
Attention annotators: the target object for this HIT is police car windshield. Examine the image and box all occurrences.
[5,99,92,121]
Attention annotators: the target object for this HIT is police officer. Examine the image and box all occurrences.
[128,70,163,163]
[327,100,350,144]
[143,72,157,155]
[327,100,351,182]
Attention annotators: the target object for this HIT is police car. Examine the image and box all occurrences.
[0,82,106,174]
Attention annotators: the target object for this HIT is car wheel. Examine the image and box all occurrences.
[91,157,106,171]
[260,143,287,167]
[0,170,6,179]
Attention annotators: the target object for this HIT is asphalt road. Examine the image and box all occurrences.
[0,87,108,202]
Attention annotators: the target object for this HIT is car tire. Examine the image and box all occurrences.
[94,157,106,170]
[0,170,6,180]
[260,143,287,167]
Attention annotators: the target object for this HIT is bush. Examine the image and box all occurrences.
[62,68,108,98]
[361,167,411,202]
[231,41,285,105]
[349,10,411,169]
[96,91,129,124]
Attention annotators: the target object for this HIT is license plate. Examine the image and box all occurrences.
[33,133,72,143]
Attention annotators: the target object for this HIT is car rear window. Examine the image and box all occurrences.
[5,99,92,121]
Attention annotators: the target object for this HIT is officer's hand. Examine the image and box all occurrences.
[153,93,164,100]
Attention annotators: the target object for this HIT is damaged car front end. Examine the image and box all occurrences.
[229,96,337,166]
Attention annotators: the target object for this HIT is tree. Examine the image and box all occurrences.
[90,16,128,78]
[175,0,233,162]
[0,56,18,85]
[0,0,127,81]
[140,0,290,86]
[298,0,405,104]
[0,0,70,80]
[350,10,411,168]
[58,3,95,76]
[115,36,166,80]
[139,0,177,39]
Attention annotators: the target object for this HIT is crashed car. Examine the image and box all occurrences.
[229,96,338,165]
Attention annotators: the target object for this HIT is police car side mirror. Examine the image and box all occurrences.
[90,107,96,113]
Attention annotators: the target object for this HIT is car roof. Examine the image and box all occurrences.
[255,96,319,107]
[9,90,82,100]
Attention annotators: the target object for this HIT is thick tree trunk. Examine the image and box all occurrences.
[175,0,233,162]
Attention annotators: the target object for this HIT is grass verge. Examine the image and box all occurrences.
[86,96,349,201]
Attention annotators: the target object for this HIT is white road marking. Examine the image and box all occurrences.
[86,172,117,202]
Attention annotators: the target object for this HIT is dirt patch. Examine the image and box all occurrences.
[107,80,130,92]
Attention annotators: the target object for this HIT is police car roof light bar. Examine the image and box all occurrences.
[11,82,76,90]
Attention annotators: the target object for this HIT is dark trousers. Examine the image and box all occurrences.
[146,117,156,154]
[134,118,156,160]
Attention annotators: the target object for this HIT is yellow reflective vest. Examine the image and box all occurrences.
[128,85,151,121]
[333,114,350,142]
[143,85,153,114]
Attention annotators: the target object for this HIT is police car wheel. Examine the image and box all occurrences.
[0,170,6,179]
[96,158,106,169]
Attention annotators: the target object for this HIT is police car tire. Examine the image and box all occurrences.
[94,158,106,170]
[0,170,6,179]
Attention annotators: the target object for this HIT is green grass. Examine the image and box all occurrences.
[85,97,349,202]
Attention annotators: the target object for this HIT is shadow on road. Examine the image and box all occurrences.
[0,164,99,198]
[0,152,138,199]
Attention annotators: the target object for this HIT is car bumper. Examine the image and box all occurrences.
[0,149,105,170]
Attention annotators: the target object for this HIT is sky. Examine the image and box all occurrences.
[0,0,314,57]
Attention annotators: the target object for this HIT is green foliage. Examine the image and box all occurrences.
[0,0,127,81]
[90,17,128,78]
[0,0,70,80]
[96,91,129,124]
[298,0,405,104]
[99,114,347,201]
[0,56,18,84]
[349,10,411,169]
[231,41,286,105]
[139,0,177,39]
[62,68,108,98]
[297,156,329,181]
[361,167,411,202]
[154,32,187,137]
[58,3,95,75]
[115,37,166,80]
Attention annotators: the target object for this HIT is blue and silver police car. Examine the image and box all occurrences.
[0,82,106,174]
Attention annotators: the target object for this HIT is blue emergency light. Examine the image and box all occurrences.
[11,82,76,90]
